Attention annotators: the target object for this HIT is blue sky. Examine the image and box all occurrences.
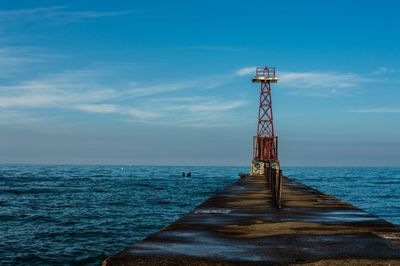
[0,0,399,166]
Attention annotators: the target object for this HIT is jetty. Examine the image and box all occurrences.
[103,175,400,265]
[103,67,400,265]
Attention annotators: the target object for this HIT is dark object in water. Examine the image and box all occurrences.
[181,172,191,177]
[239,173,246,178]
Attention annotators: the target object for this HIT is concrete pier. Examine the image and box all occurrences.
[103,175,400,265]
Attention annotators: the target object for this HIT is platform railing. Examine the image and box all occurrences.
[255,67,276,78]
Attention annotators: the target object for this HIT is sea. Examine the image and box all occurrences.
[0,165,399,265]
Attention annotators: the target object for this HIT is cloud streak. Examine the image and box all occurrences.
[234,67,377,96]
[0,64,249,127]
[3,62,393,128]
[0,6,133,24]
[371,67,400,75]
[127,78,226,99]
[166,100,245,112]
[280,71,371,88]
[347,107,400,113]
[0,47,59,79]
[276,70,377,96]
[234,66,256,77]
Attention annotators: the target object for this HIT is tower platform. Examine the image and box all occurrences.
[252,66,278,83]
[252,76,278,83]
[103,175,400,265]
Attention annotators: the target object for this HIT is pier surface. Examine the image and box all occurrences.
[103,175,400,265]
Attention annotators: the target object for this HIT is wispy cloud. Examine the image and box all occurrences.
[0,64,250,127]
[234,66,256,77]
[346,107,400,113]
[234,67,398,97]
[125,66,256,99]
[6,63,392,127]
[0,47,59,79]
[371,67,400,75]
[280,71,370,89]
[277,70,375,96]
[0,6,133,24]
[127,78,226,98]
[73,104,120,114]
[74,97,245,127]
[73,104,161,120]
[0,67,119,110]
[233,67,375,96]
[7,64,385,128]
[0,47,50,63]
[144,96,247,127]
[166,100,245,112]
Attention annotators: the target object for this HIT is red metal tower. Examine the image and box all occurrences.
[251,66,279,175]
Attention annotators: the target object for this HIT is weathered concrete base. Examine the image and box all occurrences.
[103,175,400,265]
[250,160,279,175]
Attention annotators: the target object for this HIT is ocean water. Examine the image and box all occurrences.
[0,165,399,265]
